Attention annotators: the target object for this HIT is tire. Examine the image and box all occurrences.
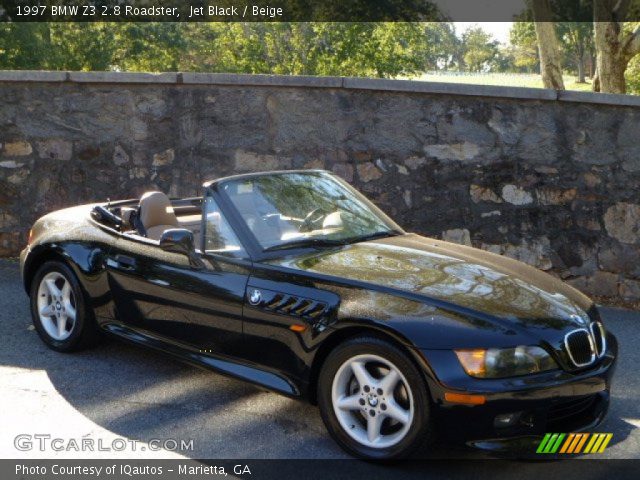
[318,336,435,460]
[29,260,101,352]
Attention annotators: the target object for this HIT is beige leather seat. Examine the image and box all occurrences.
[139,191,179,240]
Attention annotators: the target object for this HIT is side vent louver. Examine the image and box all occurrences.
[279,296,299,314]
[256,290,328,319]
[265,294,284,310]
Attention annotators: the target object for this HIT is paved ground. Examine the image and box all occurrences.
[0,258,638,459]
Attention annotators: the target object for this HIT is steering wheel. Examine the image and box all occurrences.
[300,207,330,232]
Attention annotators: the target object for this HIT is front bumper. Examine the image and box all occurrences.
[419,331,617,445]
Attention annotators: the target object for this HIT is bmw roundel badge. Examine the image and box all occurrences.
[249,289,262,305]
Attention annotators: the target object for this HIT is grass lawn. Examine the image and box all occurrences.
[410,72,593,91]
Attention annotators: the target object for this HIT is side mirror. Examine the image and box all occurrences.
[159,228,196,256]
[159,228,204,269]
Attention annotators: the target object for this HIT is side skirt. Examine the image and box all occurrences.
[102,322,300,397]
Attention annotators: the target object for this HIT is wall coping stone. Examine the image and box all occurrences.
[0,70,639,107]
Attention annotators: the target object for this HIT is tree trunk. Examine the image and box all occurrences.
[593,21,627,93]
[576,47,586,83]
[577,58,585,83]
[592,68,600,91]
[531,0,565,89]
[592,1,640,94]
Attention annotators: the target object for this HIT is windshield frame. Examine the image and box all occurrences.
[208,170,405,260]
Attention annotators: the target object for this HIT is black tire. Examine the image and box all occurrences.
[318,336,435,460]
[29,260,101,352]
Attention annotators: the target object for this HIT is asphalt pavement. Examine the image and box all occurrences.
[0,258,638,459]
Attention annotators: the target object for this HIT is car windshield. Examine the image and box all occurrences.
[220,171,403,251]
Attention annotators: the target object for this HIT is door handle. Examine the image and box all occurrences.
[114,254,136,269]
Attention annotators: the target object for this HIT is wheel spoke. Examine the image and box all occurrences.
[384,399,410,425]
[64,301,76,321]
[351,361,375,388]
[378,368,400,394]
[39,304,55,317]
[61,281,71,302]
[336,394,361,412]
[45,278,62,298]
[332,353,415,450]
[57,315,67,337]
[366,413,384,443]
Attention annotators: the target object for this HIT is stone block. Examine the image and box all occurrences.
[604,203,640,244]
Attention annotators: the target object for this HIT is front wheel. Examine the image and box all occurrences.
[30,260,101,352]
[318,336,434,459]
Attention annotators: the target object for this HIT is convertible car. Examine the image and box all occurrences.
[21,170,616,459]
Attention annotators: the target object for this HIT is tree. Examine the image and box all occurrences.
[49,24,116,71]
[593,1,640,93]
[419,23,459,70]
[0,23,51,69]
[557,22,594,82]
[113,23,188,72]
[552,0,594,83]
[531,0,565,89]
[460,26,499,72]
[626,50,640,93]
[0,23,116,71]
[509,21,540,72]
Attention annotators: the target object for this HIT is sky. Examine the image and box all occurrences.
[454,22,514,44]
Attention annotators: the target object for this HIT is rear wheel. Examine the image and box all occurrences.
[318,336,434,459]
[30,261,101,352]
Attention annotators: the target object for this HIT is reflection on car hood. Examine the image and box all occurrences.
[269,233,593,327]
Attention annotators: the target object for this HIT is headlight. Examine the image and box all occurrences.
[455,346,558,378]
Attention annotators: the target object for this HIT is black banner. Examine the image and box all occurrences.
[3,459,640,480]
[1,0,639,22]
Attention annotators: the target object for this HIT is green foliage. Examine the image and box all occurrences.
[0,21,467,79]
[460,27,499,72]
[624,22,640,94]
[509,21,539,72]
[0,23,116,71]
[626,56,640,94]
[113,23,187,72]
[9,19,634,92]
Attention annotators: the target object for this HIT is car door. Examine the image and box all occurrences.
[105,196,251,359]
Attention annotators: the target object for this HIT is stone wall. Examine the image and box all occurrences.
[1,71,640,305]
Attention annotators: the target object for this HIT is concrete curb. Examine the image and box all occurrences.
[342,77,559,101]
[0,70,638,107]
[181,72,343,88]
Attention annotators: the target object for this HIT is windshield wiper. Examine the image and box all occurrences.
[264,230,403,252]
[264,238,346,252]
[342,230,403,244]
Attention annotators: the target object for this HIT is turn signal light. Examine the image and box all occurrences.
[454,349,487,377]
[289,324,307,332]
[27,229,34,246]
[444,392,486,405]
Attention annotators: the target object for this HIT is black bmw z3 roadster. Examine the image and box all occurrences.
[21,170,616,459]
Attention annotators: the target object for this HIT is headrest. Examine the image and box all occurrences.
[231,194,257,214]
[139,191,178,229]
[120,207,136,228]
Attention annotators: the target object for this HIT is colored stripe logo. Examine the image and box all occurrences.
[537,433,613,454]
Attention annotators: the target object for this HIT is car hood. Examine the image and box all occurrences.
[268,233,593,331]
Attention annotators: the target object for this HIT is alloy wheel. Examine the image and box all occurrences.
[331,353,414,449]
[36,271,77,341]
